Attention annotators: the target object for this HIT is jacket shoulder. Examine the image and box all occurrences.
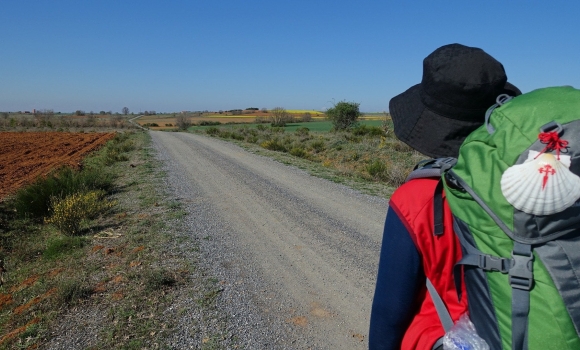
[390,178,440,219]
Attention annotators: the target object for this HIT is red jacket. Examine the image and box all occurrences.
[389,178,468,349]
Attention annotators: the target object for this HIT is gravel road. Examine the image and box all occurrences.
[151,131,389,349]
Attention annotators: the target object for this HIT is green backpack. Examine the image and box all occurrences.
[441,86,580,350]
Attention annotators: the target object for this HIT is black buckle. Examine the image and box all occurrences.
[444,172,465,192]
[509,252,534,291]
[479,254,510,273]
[433,157,457,171]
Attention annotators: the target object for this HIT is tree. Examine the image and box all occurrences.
[1,112,8,128]
[269,107,291,127]
[86,113,96,127]
[382,111,392,136]
[325,101,361,130]
[34,109,54,127]
[175,114,191,130]
[122,107,129,115]
[111,114,123,127]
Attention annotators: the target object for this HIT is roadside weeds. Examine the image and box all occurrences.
[189,121,425,199]
[0,131,229,349]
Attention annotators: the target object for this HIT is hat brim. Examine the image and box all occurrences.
[504,82,522,97]
[389,81,520,158]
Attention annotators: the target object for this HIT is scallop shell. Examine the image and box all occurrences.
[500,152,580,215]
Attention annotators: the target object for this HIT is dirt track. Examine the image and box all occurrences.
[151,131,388,349]
[0,132,115,199]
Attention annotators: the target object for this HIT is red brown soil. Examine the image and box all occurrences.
[0,132,116,200]
[13,288,56,315]
[92,245,105,252]
[0,293,13,308]
[129,261,141,268]
[0,317,40,345]
[9,274,39,293]
[93,281,107,293]
[47,268,64,277]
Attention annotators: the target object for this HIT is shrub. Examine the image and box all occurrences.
[382,112,392,136]
[206,127,220,135]
[387,162,410,187]
[230,132,245,140]
[45,190,116,235]
[175,114,191,130]
[246,135,259,143]
[89,132,134,166]
[256,124,267,131]
[199,121,221,126]
[310,140,326,153]
[295,127,310,136]
[11,166,114,220]
[366,159,388,180]
[352,124,384,137]
[289,147,308,158]
[269,107,291,127]
[326,101,361,130]
[388,141,414,152]
[344,134,362,143]
[220,131,232,139]
[260,139,287,152]
[103,148,129,165]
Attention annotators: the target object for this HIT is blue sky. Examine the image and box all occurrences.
[1,1,578,113]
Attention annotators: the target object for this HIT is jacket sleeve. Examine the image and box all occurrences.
[369,206,424,350]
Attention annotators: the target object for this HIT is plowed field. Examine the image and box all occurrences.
[0,132,116,200]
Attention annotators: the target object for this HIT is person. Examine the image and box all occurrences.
[368,43,521,350]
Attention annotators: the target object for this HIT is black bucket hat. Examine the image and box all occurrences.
[389,43,521,158]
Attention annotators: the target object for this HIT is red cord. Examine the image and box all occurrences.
[535,131,569,159]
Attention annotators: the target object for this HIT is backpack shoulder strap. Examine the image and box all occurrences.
[406,157,457,236]
[405,157,457,182]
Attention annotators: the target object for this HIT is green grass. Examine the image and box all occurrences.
[43,236,87,260]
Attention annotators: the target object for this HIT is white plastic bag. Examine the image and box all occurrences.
[443,313,490,350]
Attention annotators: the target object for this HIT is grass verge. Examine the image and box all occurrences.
[190,120,426,198]
[0,131,226,349]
